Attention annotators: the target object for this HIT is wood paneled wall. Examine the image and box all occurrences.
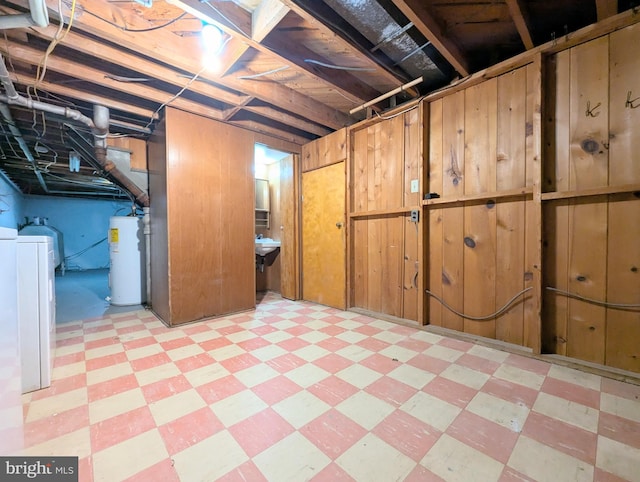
[301,128,347,173]
[350,106,424,322]
[148,107,255,326]
[542,24,640,371]
[426,65,539,348]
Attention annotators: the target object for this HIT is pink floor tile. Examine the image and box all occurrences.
[364,376,418,407]
[250,325,278,336]
[285,324,313,336]
[438,337,474,352]
[229,408,295,457]
[397,338,432,353]
[88,373,140,402]
[181,324,212,336]
[593,467,632,482]
[24,405,89,447]
[310,462,356,482]
[122,458,180,482]
[90,406,156,453]
[504,354,551,376]
[85,352,129,372]
[174,352,216,373]
[56,335,84,348]
[598,411,640,450]
[217,324,245,336]
[389,325,419,336]
[320,315,346,324]
[456,353,501,375]
[301,409,368,458]
[196,375,246,404]
[57,323,81,333]
[447,410,519,464]
[356,337,391,352]
[372,409,440,462]
[307,376,359,406]
[360,353,404,375]
[266,353,307,373]
[406,354,451,375]
[601,377,640,401]
[198,336,232,352]
[217,461,269,482]
[313,353,353,374]
[522,411,597,464]
[130,352,172,372]
[277,336,311,352]
[158,406,224,455]
[53,351,86,368]
[84,324,114,335]
[220,353,262,373]
[84,336,119,351]
[116,324,147,336]
[354,325,382,336]
[422,376,477,408]
[30,373,87,401]
[252,375,303,405]
[404,464,445,482]
[237,336,271,351]
[160,336,195,351]
[319,325,347,336]
[540,376,600,410]
[122,336,157,351]
[481,377,539,408]
[141,374,192,403]
[316,336,351,352]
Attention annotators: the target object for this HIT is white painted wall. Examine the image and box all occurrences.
[0,174,24,229]
[23,196,132,270]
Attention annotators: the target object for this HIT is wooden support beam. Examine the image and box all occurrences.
[596,0,618,21]
[506,0,535,50]
[229,119,310,145]
[252,0,290,42]
[389,0,470,76]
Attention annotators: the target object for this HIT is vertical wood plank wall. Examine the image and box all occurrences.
[426,65,537,348]
[349,106,424,323]
[149,107,256,326]
[543,24,640,371]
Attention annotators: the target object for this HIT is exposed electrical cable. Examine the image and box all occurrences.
[203,1,250,38]
[105,75,152,83]
[546,287,640,309]
[237,66,290,80]
[425,287,533,321]
[304,59,376,72]
[64,237,107,260]
[84,10,188,33]
[375,102,420,120]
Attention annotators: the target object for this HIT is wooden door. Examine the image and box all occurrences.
[302,161,346,309]
[280,154,299,300]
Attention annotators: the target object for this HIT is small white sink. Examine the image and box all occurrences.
[255,238,281,256]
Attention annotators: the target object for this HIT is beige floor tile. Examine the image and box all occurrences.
[117,329,151,343]
[422,434,504,482]
[335,330,368,344]
[441,364,490,390]
[208,344,246,361]
[508,436,593,482]
[336,364,383,389]
[493,364,545,390]
[293,344,331,362]
[373,330,405,344]
[336,391,395,430]
[166,343,205,362]
[148,389,207,426]
[52,361,87,381]
[189,330,223,343]
[261,331,294,344]
[468,344,509,363]
[533,392,599,432]
[253,431,331,481]
[285,364,330,388]
[596,435,640,481]
[173,430,248,480]
[84,329,118,343]
[379,345,420,362]
[273,390,330,429]
[154,330,186,343]
[183,363,230,387]
[23,427,91,459]
[271,319,298,330]
[26,388,88,422]
[387,364,436,389]
[400,391,460,432]
[410,331,443,344]
[600,392,640,423]
[298,330,330,344]
[55,343,85,357]
[337,432,415,481]
[335,344,375,362]
[250,344,288,362]
[234,364,280,388]
[56,329,83,341]
[369,319,396,330]
[89,388,147,424]
[225,330,258,343]
[87,362,133,386]
[125,343,165,361]
[85,343,124,361]
[467,392,529,433]
[93,429,168,482]
[547,364,601,391]
[212,390,268,427]
[335,319,362,330]
[135,362,181,386]
[304,319,330,330]
[423,344,463,363]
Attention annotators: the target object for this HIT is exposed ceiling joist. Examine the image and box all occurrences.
[252,0,290,42]
[506,0,534,50]
[596,0,618,20]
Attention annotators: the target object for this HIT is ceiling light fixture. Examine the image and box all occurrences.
[202,23,223,53]
[69,151,80,172]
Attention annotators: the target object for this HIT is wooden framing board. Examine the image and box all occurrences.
[497,68,527,191]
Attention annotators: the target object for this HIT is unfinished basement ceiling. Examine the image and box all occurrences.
[0,0,633,201]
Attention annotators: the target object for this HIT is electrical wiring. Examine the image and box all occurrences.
[84,10,188,33]
[374,102,420,120]
[64,237,107,260]
[104,75,152,83]
[546,287,640,309]
[304,59,376,72]
[425,287,533,321]
[203,1,250,38]
[237,66,290,80]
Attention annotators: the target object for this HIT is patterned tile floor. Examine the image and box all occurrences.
[22,292,640,481]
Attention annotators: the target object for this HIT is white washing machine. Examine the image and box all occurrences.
[17,235,56,393]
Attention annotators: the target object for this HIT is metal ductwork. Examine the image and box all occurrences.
[0,0,48,29]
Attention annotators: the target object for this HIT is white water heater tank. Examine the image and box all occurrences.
[109,216,146,306]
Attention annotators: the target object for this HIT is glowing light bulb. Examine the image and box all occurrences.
[202,23,223,53]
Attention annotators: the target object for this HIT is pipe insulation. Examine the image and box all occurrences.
[0,0,49,29]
